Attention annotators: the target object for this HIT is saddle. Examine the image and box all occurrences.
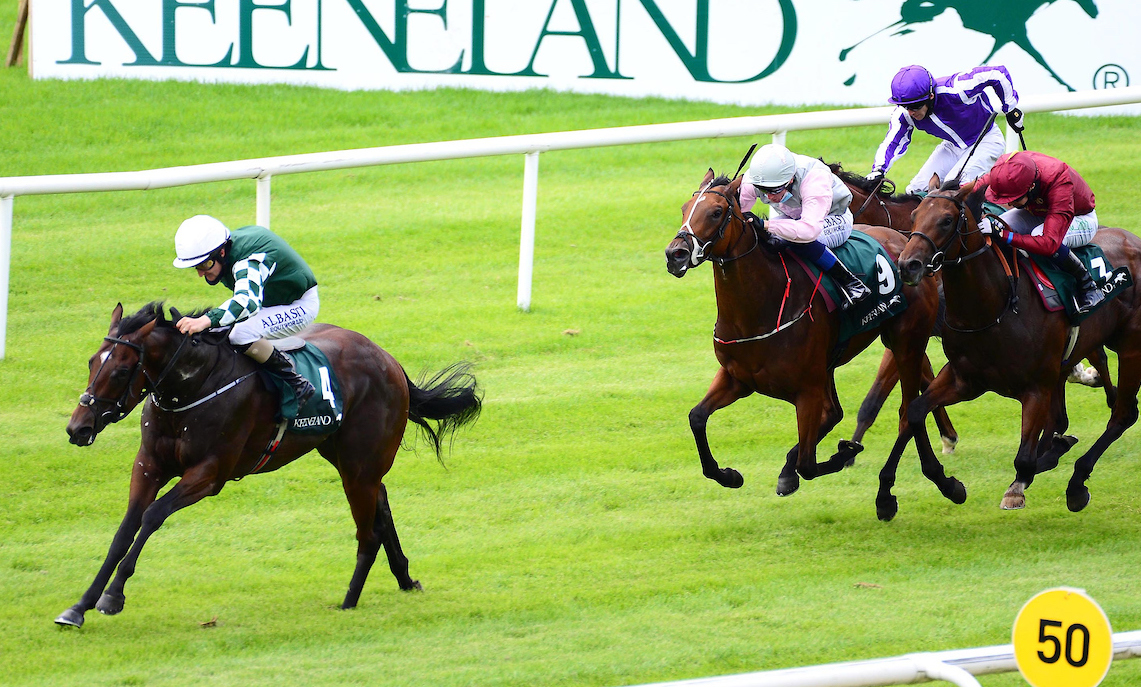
[1022,245,1132,324]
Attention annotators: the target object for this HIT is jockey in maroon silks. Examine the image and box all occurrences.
[976,150,1104,313]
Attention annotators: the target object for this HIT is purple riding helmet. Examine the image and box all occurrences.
[889,65,935,106]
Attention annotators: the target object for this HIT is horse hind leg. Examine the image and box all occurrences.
[374,483,420,591]
[1067,351,1141,512]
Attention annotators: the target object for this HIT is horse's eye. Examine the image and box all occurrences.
[711,207,723,218]
[938,215,953,229]
[110,367,131,380]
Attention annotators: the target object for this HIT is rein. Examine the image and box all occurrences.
[675,184,759,266]
[79,333,192,424]
[911,192,1020,333]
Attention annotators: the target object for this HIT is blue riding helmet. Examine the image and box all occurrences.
[889,65,935,106]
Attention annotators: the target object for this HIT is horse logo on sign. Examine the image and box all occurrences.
[841,0,1100,92]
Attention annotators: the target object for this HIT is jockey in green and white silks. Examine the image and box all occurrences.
[739,144,871,310]
[173,215,319,404]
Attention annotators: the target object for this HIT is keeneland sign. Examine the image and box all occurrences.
[27,1,1141,108]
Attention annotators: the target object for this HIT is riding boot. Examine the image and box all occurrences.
[825,261,872,310]
[1056,251,1105,313]
[261,348,317,406]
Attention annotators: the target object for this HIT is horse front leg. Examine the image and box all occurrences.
[689,368,751,488]
[55,453,166,628]
[1001,390,1052,510]
[1067,351,1141,512]
[877,365,972,521]
[95,462,220,617]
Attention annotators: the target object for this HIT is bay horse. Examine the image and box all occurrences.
[830,164,1114,454]
[886,177,1141,519]
[664,170,958,500]
[56,302,481,627]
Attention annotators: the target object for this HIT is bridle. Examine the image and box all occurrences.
[78,330,192,426]
[908,191,1020,333]
[674,182,758,267]
[905,191,992,275]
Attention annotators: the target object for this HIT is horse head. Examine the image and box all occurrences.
[66,302,177,446]
[665,169,746,277]
[898,177,986,285]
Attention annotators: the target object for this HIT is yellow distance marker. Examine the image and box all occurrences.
[1013,587,1113,687]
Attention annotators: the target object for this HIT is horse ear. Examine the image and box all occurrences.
[959,180,977,197]
[927,173,941,192]
[170,306,183,322]
[728,175,743,194]
[109,303,124,335]
[703,168,715,186]
[136,319,158,339]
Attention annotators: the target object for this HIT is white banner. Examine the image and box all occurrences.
[28,0,1141,113]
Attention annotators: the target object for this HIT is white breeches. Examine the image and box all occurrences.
[906,126,1006,195]
[229,286,320,346]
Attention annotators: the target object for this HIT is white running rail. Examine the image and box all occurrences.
[620,630,1141,687]
[1,86,1140,359]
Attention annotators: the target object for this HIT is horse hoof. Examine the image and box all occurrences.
[401,580,423,592]
[948,480,967,505]
[776,475,799,497]
[1067,488,1091,512]
[718,468,744,489]
[876,494,898,521]
[54,607,85,628]
[96,591,125,615]
[837,439,864,468]
[940,436,957,455]
[1000,495,1025,510]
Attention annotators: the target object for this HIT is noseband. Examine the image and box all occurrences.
[906,191,990,275]
[79,331,191,426]
[674,184,758,267]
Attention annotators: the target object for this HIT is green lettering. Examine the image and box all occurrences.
[634,0,796,83]
[234,0,310,69]
[60,0,160,66]
[345,0,461,74]
[523,0,625,79]
[160,0,232,67]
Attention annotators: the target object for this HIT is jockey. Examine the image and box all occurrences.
[172,215,318,404]
[868,64,1023,195]
[976,150,1104,313]
[740,143,871,310]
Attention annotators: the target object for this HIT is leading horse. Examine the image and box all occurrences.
[665,170,959,501]
[57,302,481,627]
[887,178,1141,519]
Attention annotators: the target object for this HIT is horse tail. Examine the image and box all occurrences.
[405,362,483,462]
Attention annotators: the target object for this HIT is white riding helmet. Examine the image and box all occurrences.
[173,215,231,268]
[745,143,797,189]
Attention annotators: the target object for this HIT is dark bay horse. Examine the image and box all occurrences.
[57,302,481,627]
[664,170,957,500]
[888,178,1141,519]
[831,164,1114,454]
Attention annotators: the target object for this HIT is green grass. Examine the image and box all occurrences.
[3,10,1141,687]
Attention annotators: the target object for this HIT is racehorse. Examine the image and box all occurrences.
[664,170,958,500]
[56,302,481,627]
[886,177,1141,519]
[830,163,1115,454]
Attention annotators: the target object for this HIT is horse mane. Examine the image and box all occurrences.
[116,301,212,336]
[710,174,733,188]
[825,161,922,203]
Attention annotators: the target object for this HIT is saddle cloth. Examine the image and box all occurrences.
[262,342,345,434]
[791,230,909,343]
[1022,244,1133,324]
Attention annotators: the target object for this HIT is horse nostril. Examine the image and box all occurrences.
[670,248,688,261]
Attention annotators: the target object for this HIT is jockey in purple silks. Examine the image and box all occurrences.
[868,64,1024,195]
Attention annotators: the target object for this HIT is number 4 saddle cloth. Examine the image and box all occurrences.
[261,341,345,434]
[789,230,909,343]
[1023,244,1133,325]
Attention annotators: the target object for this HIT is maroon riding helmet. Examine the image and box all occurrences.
[986,152,1038,204]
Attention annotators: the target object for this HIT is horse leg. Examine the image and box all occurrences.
[780,377,848,494]
[1033,378,1077,474]
[689,368,751,489]
[850,349,897,450]
[1000,390,1052,510]
[1088,347,1118,408]
[877,366,972,520]
[1067,351,1141,512]
[922,353,959,454]
[55,455,165,628]
[95,464,219,616]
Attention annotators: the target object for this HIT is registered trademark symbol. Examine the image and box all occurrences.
[1093,65,1129,89]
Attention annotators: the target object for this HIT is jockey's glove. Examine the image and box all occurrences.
[743,211,765,231]
[1005,108,1025,133]
[865,170,885,185]
[990,224,1013,244]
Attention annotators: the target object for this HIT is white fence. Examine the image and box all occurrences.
[624,630,1141,687]
[2,86,1141,360]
